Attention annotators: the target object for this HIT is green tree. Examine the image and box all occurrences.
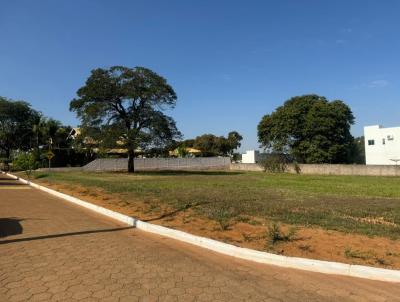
[12,151,37,177]
[257,95,355,163]
[31,116,73,167]
[226,131,243,157]
[193,131,242,157]
[349,136,365,164]
[178,139,195,148]
[0,97,40,159]
[70,66,181,172]
[176,145,189,158]
[32,116,47,150]
[193,134,222,156]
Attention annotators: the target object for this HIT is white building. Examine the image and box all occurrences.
[364,125,400,165]
[241,150,260,164]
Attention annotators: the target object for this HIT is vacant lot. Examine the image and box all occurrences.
[28,171,400,268]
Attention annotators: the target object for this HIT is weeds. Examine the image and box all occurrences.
[375,258,389,266]
[386,251,400,257]
[298,244,313,252]
[248,219,262,226]
[345,247,392,266]
[206,204,237,230]
[344,247,374,260]
[267,223,297,245]
[235,215,251,223]
[242,233,254,242]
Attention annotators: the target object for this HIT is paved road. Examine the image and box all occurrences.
[1,174,400,302]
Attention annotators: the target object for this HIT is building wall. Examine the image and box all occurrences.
[364,125,400,165]
[241,150,260,164]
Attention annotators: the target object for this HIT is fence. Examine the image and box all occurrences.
[230,163,400,176]
[83,157,231,172]
[290,164,400,176]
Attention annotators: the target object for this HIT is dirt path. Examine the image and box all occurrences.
[1,174,399,302]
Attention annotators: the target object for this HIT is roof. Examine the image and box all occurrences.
[169,147,202,156]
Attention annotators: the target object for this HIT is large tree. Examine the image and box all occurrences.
[70,66,181,172]
[192,131,242,157]
[33,117,70,149]
[257,95,355,163]
[226,131,243,157]
[0,97,40,159]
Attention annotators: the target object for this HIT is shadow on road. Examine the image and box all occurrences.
[0,217,23,238]
[0,226,134,245]
[0,174,26,186]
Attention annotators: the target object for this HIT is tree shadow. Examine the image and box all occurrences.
[0,226,134,245]
[0,175,27,186]
[142,201,212,222]
[0,217,23,238]
[133,170,244,176]
[142,207,189,222]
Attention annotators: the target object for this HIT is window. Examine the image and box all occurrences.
[368,139,375,146]
[383,138,386,145]
[388,135,394,141]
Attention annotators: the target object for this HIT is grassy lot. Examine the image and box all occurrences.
[30,171,400,239]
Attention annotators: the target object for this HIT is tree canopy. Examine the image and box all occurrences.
[70,66,181,172]
[0,97,41,159]
[188,131,242,157]
[32,117,71,150]
[257,95,355,164]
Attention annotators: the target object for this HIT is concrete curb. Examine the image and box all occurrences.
[4,171,400,283]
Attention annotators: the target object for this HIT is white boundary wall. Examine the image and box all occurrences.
[231,163,400,176]
[84,157,230,172]
[3,171,400,283]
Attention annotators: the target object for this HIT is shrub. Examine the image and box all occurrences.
[267,223,297,245]
[259,153,290,173]
[293,162,301,174]
[12,152,38,177]
[344,247,373,260]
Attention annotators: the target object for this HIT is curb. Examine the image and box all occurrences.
[4,171,400,283]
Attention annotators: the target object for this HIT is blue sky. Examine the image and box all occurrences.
[1,1,399,151]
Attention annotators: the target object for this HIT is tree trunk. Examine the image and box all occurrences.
[128,148,135,173]
[4,149,10,171]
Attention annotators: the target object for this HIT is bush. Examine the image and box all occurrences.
[293,162,301,174]
[259,153,290,173]
[12,152,38,177]
[267,223,297,245]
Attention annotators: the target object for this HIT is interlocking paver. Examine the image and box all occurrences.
[1,173,400,301]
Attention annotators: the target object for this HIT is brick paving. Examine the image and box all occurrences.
[1,173,400,302]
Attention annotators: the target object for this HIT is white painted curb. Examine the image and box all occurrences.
[3,171,400,283]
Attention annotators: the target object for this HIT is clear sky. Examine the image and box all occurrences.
[1,1,399,151]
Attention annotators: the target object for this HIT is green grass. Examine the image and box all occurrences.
[31,171,400,239]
